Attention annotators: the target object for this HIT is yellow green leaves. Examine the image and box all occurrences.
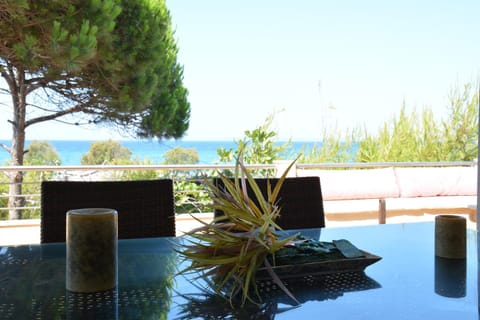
[177,153,297,306]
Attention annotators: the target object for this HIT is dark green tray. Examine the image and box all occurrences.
[256,250,382,280]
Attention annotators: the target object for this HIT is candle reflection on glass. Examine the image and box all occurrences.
[66,289,118,320]
[434,256,466,298]
[66,208,118,293]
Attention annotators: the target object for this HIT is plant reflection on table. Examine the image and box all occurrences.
[174,271,381,320]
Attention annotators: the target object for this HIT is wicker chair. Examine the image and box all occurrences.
[40,179,175,243]
[213,176,325,230]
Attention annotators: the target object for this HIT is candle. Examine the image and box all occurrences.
[66,208,118,293]
[434,215,466,259]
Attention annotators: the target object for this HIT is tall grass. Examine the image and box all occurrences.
[301,81,478,163]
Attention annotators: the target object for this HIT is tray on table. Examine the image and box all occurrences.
[256,238,382,281]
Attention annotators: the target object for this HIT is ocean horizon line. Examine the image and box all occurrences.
[0,139,325,166]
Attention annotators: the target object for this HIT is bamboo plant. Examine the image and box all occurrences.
[176,155,299,306]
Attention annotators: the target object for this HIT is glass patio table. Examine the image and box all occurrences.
[0,222,477,319]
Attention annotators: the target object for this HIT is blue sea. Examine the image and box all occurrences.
[0,140,320,165]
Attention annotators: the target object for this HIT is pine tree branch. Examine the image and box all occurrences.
[25,103,87,127]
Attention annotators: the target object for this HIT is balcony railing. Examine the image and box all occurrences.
[0,161,476,220]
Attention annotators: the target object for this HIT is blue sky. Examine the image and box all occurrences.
[0,0,479,141]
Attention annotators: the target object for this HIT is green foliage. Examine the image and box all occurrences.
[23,141,62,218]
[0,173,8,219]
[81,140,132,165]
[217,112,291,176]
[1,0,190,163]
[416,108,444,161]
[24,141,62,166]
[355,82,478,162]
[109,0,191,139]
[441,82,479,161]
[162,147,199,164]
[160,146,208,213]
[81,140,161,180]
[114,158,160,181]
[174,179,212,214]
[355,104,432,162]
[298,126,358,163]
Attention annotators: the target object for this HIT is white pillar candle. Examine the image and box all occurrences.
[66,208,118,293]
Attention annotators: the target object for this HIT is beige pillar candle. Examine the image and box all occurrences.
[434,215,466,259]
[66,208,118,293]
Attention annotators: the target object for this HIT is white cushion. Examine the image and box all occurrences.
[296,167,399,200]
[394,167,477,197]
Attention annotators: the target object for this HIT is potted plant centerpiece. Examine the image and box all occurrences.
[176,154,381,306]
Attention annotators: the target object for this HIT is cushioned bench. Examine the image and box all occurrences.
[296,166,477,223]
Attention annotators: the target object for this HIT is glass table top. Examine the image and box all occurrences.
[0,222,477,319]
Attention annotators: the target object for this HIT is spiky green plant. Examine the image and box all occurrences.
[176,155,299,306]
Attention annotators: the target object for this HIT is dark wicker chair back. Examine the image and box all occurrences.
[41,179,175,243]
[213,176,325,230]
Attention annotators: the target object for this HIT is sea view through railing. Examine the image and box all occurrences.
[0,140,325,165]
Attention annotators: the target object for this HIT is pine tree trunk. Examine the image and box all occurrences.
[7,68,27,220]
[8,171,24,220]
